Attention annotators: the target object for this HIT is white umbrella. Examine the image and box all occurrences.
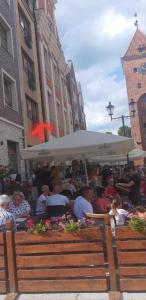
[90,148,146,164]
[129,148,146,160]
[21,130,134,160]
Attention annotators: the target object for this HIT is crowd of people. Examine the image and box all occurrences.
[0,163,146,231]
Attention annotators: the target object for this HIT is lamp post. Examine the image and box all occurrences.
[106,99,136,137]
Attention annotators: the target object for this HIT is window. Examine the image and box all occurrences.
[53,64,59,88]
[26,96,38,123]
[0,23,7,49]
[144,123,146,128]
[2,70,18,110]
[5,0,11,6]
[19,9,32,48]
[23,0,34,12]
[138,44,146,52]
[48,92,55,122]
[137,82,141,89]
[133,68,137,73]
[7,141,18,173]
[0,15,13,55]
[22,51,36,90]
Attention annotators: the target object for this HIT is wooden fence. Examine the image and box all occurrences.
[0,233,7,294]
[1,216,146,300]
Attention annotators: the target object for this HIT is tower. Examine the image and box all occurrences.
[122,29,146,150]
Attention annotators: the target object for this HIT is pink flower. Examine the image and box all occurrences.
[26,218,34,228]
[43,219,51,226]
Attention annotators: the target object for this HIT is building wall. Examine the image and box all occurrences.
[122,29,146,151]
[35,0,74,139]
[0,0,25,174]
[66,61,82,131]
[77,81,86,130]
[16,0,44,146]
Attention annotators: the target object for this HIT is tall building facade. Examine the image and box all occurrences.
[16,0,44,146]
[0,0,24,173]
[122,29,146,150]
[66,61,82,131]
[77,82,86,130]
[35,0,73,139]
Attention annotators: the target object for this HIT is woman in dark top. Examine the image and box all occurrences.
[116,167,141,206]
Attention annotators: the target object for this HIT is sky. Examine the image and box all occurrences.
[55,0,146,134]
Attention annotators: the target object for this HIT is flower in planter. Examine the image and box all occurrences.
[42,219,51,229]
[129,216,146,233]
[64,220,80,233]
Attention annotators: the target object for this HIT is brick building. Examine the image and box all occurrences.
[35,0,74,139]
[77,81,86,130]
[0,0,24,174]
[66,61,82,131]
[122,29,146,151]
[15,0,44,146]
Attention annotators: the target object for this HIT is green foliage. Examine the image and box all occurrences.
[118,126,131,138]
[64,221,80,233]
[129,217,146,233]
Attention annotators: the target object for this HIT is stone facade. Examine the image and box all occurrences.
[0,0,24,174]
[122,29,146,151]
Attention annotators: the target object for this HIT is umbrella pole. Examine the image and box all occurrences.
[127,154,130,167]
[83,156,89,186]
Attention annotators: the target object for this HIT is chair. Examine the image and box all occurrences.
[47,205,67,218]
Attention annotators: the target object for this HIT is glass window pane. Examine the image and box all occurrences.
[4,77,13,107]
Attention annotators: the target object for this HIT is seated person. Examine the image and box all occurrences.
[65,179,77,196]
[0,195,15,231]
[73,186,93,220]
[9,191,31,219]
[109,199,129,226]
[134,206,146,219]
[36,185,49,218]
[96,187,110,214]
[105,177,120,201]
[47,184,69,217]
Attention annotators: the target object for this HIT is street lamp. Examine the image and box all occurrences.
[106,99,136,136]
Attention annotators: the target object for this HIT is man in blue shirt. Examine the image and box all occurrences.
[73,187,93,220]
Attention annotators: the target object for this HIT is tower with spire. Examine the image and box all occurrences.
[122,27,146,152]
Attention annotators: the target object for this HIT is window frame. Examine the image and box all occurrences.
[18,8,32,49]
[2,69,18,111]
[0,13,14,57]
[26,95,38,124]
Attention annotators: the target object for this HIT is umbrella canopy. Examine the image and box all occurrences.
[21,130,134,161]
[90,148,146,163]
[129,148,146,160]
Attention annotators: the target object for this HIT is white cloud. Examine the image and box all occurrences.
[55,0,146,133]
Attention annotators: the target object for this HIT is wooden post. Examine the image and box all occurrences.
[104,215,121,300]
[5,223,17,293]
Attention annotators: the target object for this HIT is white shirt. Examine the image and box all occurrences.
[36,194,49,214]
[109,208,128,226]
[73,196,93,220]
[47,194,69,206]
[0,208,15,230]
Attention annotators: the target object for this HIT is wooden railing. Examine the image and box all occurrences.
[0,232,7,294]
[1,216,146,299]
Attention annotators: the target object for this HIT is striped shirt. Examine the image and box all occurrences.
[0,208,15,231]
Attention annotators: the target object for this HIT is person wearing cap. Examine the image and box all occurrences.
[0,194,15,231]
